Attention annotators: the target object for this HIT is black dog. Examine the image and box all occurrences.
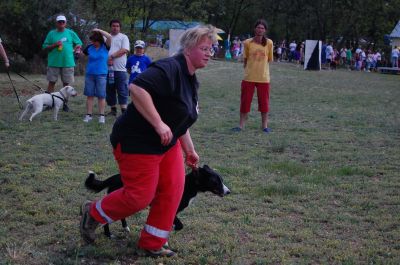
[85,165,230,238]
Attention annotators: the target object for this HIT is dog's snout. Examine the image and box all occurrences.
[223,184,231,195]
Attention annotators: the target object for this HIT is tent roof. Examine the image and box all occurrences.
[390,21,400,38]
[134,20,201,31]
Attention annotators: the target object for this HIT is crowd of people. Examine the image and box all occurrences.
[40,15,152,123]
[218,36,399,73]
[273,39,400,71]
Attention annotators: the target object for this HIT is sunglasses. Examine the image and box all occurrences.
[57,21,66,24]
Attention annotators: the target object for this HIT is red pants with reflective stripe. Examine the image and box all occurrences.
[240,80,270,113]
[89,142,185,250]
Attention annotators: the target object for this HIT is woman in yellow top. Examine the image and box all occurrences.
[232,19,273,133]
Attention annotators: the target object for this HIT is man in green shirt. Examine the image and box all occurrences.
[42,15,82,98]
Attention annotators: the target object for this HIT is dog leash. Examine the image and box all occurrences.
[6,69,23,109]
[12,71,45,92]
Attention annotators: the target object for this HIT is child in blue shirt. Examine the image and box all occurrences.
[126,40,152,84]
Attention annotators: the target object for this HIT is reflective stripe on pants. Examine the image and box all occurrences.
[90,142,185,250]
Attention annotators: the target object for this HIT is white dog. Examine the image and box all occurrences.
[19,86,77,121]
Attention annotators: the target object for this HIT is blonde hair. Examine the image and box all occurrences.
[178,25,218,54]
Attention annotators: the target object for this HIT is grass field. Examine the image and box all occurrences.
[0,61,399,265]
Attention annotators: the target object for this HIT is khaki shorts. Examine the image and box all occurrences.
[46,67,74,84]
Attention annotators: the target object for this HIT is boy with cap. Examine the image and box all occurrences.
[126,40,152,84]
[42,14,82,111]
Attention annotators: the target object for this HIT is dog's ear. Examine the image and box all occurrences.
[203,164,210,170]
[192,167,200,176]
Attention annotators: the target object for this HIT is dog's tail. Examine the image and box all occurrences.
[85,171,109,193]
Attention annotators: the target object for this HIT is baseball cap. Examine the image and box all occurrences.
[134,40,145,48]
[56,15,67,22]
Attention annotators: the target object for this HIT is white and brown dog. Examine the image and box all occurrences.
[19,86,77,121]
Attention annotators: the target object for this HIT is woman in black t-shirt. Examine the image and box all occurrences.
[80,25,218,257]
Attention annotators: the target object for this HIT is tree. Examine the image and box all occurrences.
[0,0,71,60]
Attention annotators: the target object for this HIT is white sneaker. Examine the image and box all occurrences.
[83,114,93,123]
[98,115,105,124]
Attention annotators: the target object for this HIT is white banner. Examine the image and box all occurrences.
[304,40,321,70]
[169,29,185,57]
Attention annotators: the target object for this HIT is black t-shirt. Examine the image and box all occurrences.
[110,53,199,154]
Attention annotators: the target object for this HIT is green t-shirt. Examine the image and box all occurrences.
[42,29,82,67]
[346,49,352,60]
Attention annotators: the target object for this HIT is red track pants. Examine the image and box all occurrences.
[240,80,270,113]
[89,142,185,250]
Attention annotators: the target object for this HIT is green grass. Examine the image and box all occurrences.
[1,62,399,264]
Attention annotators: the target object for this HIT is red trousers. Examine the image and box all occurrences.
[240,80,270,113]
[90,142,185,250]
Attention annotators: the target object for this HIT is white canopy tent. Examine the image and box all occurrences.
[389,21,400,48]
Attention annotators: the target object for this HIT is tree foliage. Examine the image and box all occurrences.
[0,0,71,60]
[0,0,399,62]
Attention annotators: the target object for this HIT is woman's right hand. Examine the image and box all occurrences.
[155,122,173,146]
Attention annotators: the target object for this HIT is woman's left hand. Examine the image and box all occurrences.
[185,150,199,169]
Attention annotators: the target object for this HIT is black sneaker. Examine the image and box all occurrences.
[107,108,117,116]
[79,200,99,244]
[63,104,70,112]
[231,127,242,132]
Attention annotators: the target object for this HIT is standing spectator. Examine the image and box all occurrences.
[164,39,170,50]
[391,46,399,68]
[42,14,82,111]
[346,47,352,70]
[156,34,163,47]
[0,36,9,68]
[289,40,296,62]
[106,19,130,116]
[299,42,305,65]
[82,29,112,124]
[294,43,301,65]
[355,46,362,71]
[365,50,374,72]
[373,50,382,70]
[232,19,273,133]
[232,36,241,58]
[340,47,347,66]
[239,38,245,58]
[321,41,327,66]
[276,44,282,62]
[325,42,334,69]
[79,25,218,258]
[360,49,367,71]
[281,40,287,61]
[126,40,152,84]
[212,40,219,58]
[331,48,339,70]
